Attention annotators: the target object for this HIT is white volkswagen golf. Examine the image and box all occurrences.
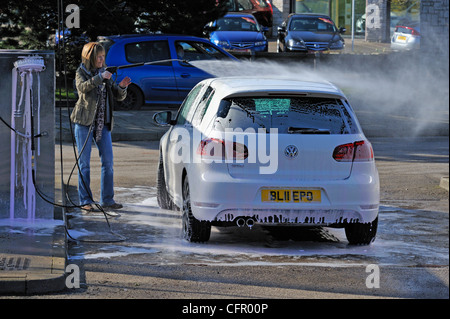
[154,77,379,245]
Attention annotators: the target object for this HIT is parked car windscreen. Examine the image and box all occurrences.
[215,97,359,134]
[176,41,232,60]
[216,16,261,32]
[289,17,337,32]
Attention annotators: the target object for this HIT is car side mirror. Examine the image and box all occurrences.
[153,111,174,126]
[262,26,269,33]
[339,27,346,34]
[203,25,214,36]
[277,26,286,34]
[204,24,216,32]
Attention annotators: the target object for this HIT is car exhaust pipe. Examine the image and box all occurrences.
[235,217,255,228]
[236,218,246,227]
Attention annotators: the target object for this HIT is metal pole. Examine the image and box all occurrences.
[352,0,355,52]
[57,0,67,224]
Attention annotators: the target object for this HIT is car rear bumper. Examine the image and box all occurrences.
[189,165,380,226]
[213,207,379,226]
[390,42,420,50]
[391,37,420,50]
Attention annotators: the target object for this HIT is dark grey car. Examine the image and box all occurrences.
[277,13,345,53]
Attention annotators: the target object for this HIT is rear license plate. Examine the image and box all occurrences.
[397,35,407,41]
[261,189,321,203]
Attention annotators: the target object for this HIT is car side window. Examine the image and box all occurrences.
[125,41,172,66]
[192,86,215,125]
[176,84,203,125]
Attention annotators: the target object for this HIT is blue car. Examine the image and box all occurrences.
[98,34,238,110]
[205,12,268,53]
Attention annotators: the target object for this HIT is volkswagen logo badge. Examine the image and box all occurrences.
[284,145,298,158]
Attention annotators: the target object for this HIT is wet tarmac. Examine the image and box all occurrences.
[66,186,448,269]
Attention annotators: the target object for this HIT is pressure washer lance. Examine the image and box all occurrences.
[105,58,191,74]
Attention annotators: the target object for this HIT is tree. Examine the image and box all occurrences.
[1,0,229,82]
[134,0,228,36]
[0,0,229,50]
[0,0,57,49]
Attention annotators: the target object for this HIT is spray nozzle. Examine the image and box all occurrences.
[34,131,48,138]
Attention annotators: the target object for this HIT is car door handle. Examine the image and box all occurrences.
[180,73,191,78]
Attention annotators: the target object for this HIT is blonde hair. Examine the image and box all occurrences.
[81,42,106,71]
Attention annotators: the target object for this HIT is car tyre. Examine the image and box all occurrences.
[156,155,175,210]
[116,84,143,110]
[345,217,378,245]
[182,176,211,243]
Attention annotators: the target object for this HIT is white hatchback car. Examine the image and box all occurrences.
[154,77,379,245]
[391,24,421,51]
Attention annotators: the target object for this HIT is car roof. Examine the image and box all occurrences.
[288,13,333,19]
[224,12,257,19]
[204,77,345,100]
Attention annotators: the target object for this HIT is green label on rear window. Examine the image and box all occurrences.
[255,99,290,114]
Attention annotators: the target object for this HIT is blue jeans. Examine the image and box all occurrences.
[74,123,116,206]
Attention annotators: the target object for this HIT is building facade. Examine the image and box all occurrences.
[420,0,449,55]
[270,0,448,52]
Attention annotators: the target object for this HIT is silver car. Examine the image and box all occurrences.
[391,24,420,50]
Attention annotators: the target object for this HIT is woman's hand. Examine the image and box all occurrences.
[101,71,112,80]
[119,76,132,89]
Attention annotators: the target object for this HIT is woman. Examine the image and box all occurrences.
[71,42,131,212]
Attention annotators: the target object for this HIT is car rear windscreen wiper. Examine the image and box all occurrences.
[288,127,331,134]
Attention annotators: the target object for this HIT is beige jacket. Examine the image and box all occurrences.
[70,64,127,128]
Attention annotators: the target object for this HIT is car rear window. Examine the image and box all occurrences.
[395,27,414,34]
[214,97,359,134]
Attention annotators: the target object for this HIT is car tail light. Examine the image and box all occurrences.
[399,26,420,36]
[267,0,273,14]
[333,140,374,162]
[197,138,248,160]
